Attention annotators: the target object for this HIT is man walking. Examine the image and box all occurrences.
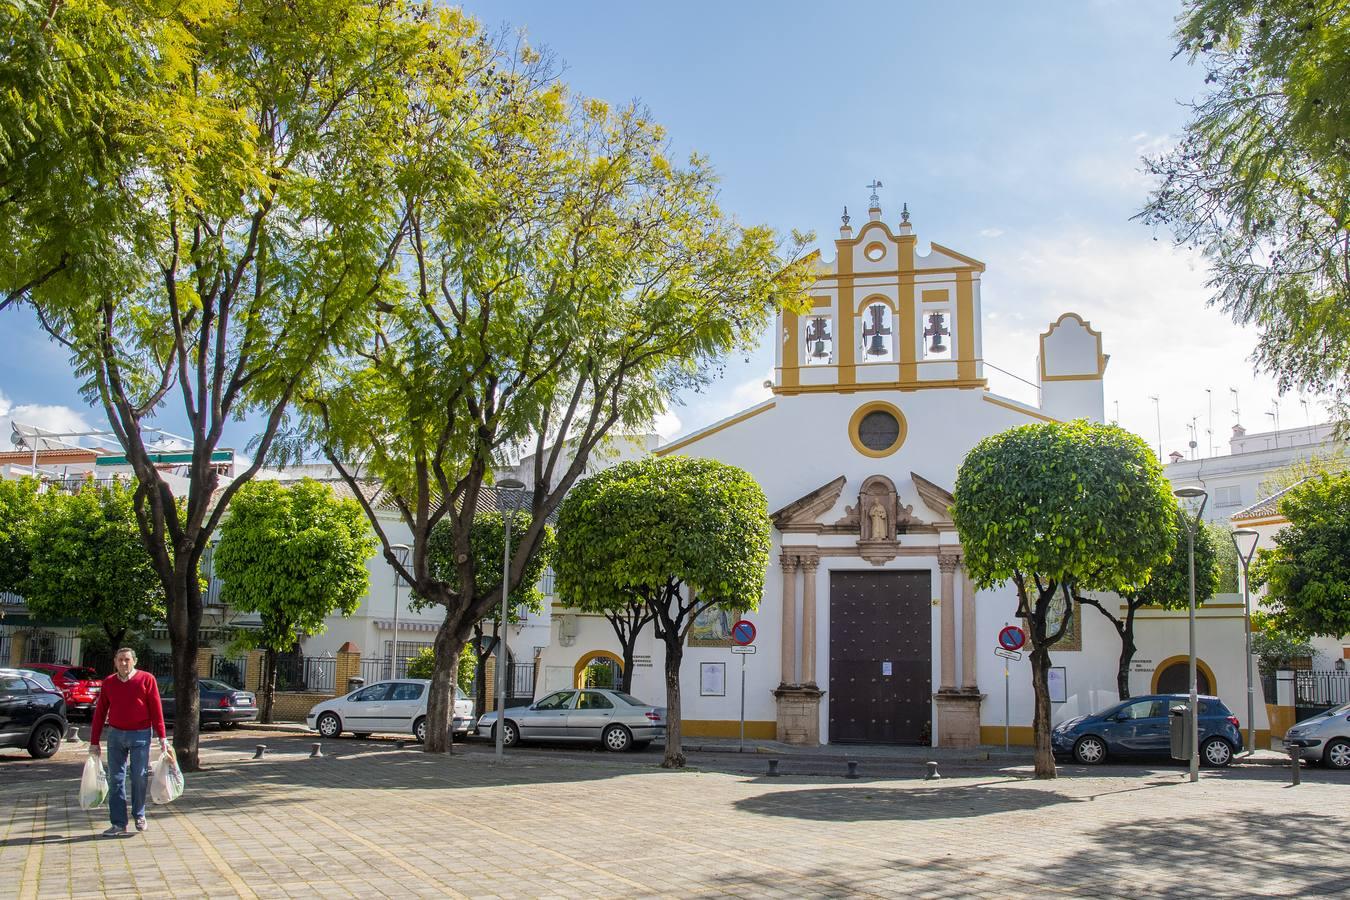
[90,648,168,836]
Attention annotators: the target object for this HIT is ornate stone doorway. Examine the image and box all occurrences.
[828,570,932,743]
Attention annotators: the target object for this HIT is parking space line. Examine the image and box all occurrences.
[17,794,45,900]
[301,806,469,899]
[167,805,258,899]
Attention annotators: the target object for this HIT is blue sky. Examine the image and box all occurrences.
[0,2,1328,462]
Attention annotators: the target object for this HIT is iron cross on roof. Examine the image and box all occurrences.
[867,180,883,207]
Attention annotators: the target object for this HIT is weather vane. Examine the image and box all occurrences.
[867,180,883,207]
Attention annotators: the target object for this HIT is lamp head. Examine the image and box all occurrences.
[1231,528,1259,564]
[496,477,526,513]
[1172,485,1208,526]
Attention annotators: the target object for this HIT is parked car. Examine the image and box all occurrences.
[1284,700,1350,770]
[0,667,68,758]
[475,688,666,752]
[306,680,475,742]
[1051,694,1242,767]
[22,663,102,718]
[158,677,258,729]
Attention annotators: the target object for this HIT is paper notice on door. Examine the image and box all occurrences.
[882,661,893,676]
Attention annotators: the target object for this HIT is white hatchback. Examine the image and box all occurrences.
[306,679,475,743]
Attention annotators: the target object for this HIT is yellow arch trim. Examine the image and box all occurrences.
[855,292,898,315]
[573,650,624,688]
[1150,655,1218,695]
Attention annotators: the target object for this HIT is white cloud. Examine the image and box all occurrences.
[979,227,1005,238]
[652,409,683,439]
[668,370,774,440]
[0,390,94,449]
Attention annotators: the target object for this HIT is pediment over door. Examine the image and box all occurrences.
[771,476,847,534]
[910,472,955,525]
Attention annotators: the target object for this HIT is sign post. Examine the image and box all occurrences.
[731,620,757,750]
[996,625,1026,750]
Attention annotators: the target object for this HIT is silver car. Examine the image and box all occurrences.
[475,688,666,752]
[307,680,475,742]
[1284,700,1350,769]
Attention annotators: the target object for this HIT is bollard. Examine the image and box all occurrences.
[845,760,859,779]
[924,761,942,781]
[1288,743,1301,786]
[767,758,780,777]
[65,724,81,743]
[310,742,323,759]
[253,744,266,759]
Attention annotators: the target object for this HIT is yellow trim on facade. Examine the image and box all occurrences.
[837,238,855,385]
[863,241,887,262]
[774,377,988,396]
[921,289,949,304]
[682,719,778,739]
[1038,312,1107,381]
[979,725,1035,746]
[955,271,976,382]
[898,274,918,382]
[856,292,897,315]
[654,403,776,456]
[929,241,987,272]
[1230,515,1286,527]
[572,650,623,688]
[1150,655,1218,694]
[981,394,1058,422]
[782,308,800,388]
[847,400,908,458]
[812,295,833,308]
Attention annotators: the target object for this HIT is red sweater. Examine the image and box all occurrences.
[91,670,166,744]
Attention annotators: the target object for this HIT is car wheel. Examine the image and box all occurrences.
[602,724,633,753]
[1073,735,1107,765]
[316,712,342,739]
[496,720,519,748]
[1324,738,1350,770]
[414,717,427,744]
[28,722,63,759]
[1201,737,1233,767]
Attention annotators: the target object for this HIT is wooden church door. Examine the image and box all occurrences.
[828,570,932,744]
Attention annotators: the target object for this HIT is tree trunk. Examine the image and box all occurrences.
[620,631,637,694]
[424,611,467,753]
[261,647,277,724]
[1117,636,1136,701]
[167,558,203,771]
[660,633,685,768]
[1029,640,1056,779]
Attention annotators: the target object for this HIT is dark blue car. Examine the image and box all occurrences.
[1051,694,1242,767]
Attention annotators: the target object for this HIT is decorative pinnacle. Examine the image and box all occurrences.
[901,203,910,224]
[841,205,851,227]
[867,180,883,208]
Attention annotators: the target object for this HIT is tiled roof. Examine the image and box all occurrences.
[0,448,105,462]
[278,479,547,520]
[1230,479,1306,523]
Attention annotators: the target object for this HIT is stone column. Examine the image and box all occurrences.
[961,567,978,691]
[779,554,798,685]
[938,552,959,691]
[800,554,819,686]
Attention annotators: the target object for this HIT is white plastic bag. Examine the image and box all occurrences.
[79,755,108,810]
[149,749,184,804]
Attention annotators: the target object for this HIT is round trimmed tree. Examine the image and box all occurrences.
[555,456,771,768]
[952,420,1175,778]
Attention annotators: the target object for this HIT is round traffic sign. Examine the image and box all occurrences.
[998,625,1026,651]
[731,619,757,646]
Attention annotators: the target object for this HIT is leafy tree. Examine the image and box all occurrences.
[1249,611,1316,673]
[952,421,1176,778]
[3,1,475,769]
[1079,507,1221,699]
[22,480,164,648]
[554,457,771,768]
[426,511,555,717]
[213,479,375,722]
[1209,521,1241,594]
[406,645,475,693]
[297,31,814,754]
[1251,472,1350,637]
[1138,1,1350,419]
[0,477,40,598]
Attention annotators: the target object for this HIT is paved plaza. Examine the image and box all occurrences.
[2,730,1347,899]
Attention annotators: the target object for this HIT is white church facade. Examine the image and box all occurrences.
[534,197,1227,747]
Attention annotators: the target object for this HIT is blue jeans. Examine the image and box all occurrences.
[105,727,152,827]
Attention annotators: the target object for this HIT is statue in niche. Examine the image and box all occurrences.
[867,501,888,541]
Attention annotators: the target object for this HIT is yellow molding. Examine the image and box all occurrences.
[847,400,908,458]
[683,719,778,739]
[1150,655,1217,694]
[1038,312,1107,381]
[921,289,949,304]
[773,377,988,396]
[572,650,623,688]
[817,265,981,283]
[929,241,987,272]
[654,402,776,456]
[956,271,976,382]
[979,725,1034,746]
[982,394,1058,422]
[863,241,887,262]
[1230,514,1286,527]
[811,295,833,308]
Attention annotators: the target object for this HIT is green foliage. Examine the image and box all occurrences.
[213,479,376,652]
[555,457,772,616]
[1250,612,1316,673]
[22,480,164,642]
[1139,1,1350,417]
[425,512,556,624]
[1251,472,1350,637]
[1122,508,1222,609]
[0,477,40,594]
[405,645,474,692]
[1207,522,1241,594]
[953,421,1178,597]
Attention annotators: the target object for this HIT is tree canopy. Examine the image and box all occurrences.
[1251,472,1350,637]
[0,477,40,596]
[555,456,771,767]
[952,420,1176,776]
[214,479,375,720]
[1138,0,1350,418]
[22,480,165,647]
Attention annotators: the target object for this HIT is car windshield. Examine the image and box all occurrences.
[18,670,58,691]
[66,667,100,681]
[610,692,650,707]
[1324,701,1350,717]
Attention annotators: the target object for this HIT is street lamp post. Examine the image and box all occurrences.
[494,478,526,762]
[1232,529,1260,753]
[1174,486,1208,783]
[389,543,411,679]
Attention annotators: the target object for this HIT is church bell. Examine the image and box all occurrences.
[924,313,950,355]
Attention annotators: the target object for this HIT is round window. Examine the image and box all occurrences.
[857,410,900,451]
[864,242,886,262]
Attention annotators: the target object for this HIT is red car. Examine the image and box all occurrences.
[22,663,103,718]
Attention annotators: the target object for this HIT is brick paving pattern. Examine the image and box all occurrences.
[2,731,1347,898]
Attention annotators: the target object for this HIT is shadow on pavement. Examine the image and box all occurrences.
[732,779,1088,822]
